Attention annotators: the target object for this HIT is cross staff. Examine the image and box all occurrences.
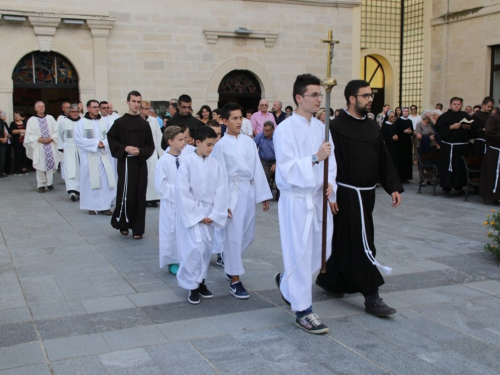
[320,30,339,273]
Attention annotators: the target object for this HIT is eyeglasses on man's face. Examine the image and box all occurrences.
[355,93,375,100]
[302,93,323,99]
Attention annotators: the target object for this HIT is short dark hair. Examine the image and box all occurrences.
[206,119,221,128]
[221,102,243,120]
[344,80,370,104]
[436,103,443,109]
[482,96,495,105]
[178,94,192,105]
[263,120,274,130]
[195,125,217,142]
[213,108,221,116]
[86,100,99,108]
[99,101,108,106]
[15,109,27,117]
[473,105,481,111]
[292,74,321,106]
[127,90,141,101]
[246,108,254,115]
[164,125,184,143]
[174,123,189,132]
[410,104,417,110]
[450,97,463,104]
[285,105,293,112]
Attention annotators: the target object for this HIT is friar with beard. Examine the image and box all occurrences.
[471,97,494,156]
[315,80,403,318]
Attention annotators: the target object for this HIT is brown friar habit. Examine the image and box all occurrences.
[394,117,414,182]
[471,110,489,156]
[380,120,399,173]
[480,111,500,201]
[316,110,403,296]
[108,114,154,235]
[435,109,471,190]
[161,113,204,150]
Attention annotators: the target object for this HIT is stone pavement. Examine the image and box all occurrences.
[0,171,499,375]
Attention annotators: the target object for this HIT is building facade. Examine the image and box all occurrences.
[0,0,362,120]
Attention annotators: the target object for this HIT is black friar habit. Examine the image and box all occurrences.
[161,113,204,150]
[480,111,500,201]
[394,117,414,182]
[471,110,489,156]
[316,110,403,296]
[435,109,471,191]
[107,113,155,236]
[380,120,399,173]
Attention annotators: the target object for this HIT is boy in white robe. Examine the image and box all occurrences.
[274,74,337,334]
[176,126,228,304]
[155,126,186,275]
[58,104,81,201]
[211,102,272,299]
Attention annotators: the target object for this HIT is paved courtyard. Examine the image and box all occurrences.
[0,171,499,374]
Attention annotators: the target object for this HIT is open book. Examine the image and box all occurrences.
[460,118,474,124]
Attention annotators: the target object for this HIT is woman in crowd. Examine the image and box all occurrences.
[395,107,402,119]
[415,109,437,154]
[380,110,399,171]
[315,108,326,124]
[284,105,293,118]
[197,105,212,124]
[395,107,414,183]
[9,110,30,175]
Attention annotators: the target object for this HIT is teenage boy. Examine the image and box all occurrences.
[155,126,186,275]
[274,74,337,334]
[176,126,228,304]
[211,102,272,299]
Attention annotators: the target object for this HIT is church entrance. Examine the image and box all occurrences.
[12,52,79,117]
[217,70,262,114]
[362,55,385,115]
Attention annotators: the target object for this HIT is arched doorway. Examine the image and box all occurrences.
[217,70,262,113]
[12,52,79,117]
[362,55,385,114]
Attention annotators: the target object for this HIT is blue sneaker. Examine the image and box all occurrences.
[216,253,225,267]
[225,273,233,281]
[169,263,179,275]
[229,281,249,299]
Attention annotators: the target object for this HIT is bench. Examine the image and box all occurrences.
[417,151,441,196]
[461,156,483,201]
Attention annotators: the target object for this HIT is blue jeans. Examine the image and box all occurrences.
[295,306,312,319]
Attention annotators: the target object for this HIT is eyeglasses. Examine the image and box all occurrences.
[260,104,268,107]
[302,93,323,99]
[354,93,375,99]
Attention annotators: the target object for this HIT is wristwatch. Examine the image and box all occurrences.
[312,154,319,164]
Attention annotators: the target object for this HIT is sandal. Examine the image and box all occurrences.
[133,235,143,240]
[88,210,97,215]
[121,230,129,236]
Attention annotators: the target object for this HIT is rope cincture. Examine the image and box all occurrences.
[116,156,132,223]
[338,182,392,275]
[441,141,469,172]
[489,145,500,193]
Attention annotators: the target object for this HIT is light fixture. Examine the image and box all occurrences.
[235,27,252,35]
[62,19,84,25]
[3,15,26,22]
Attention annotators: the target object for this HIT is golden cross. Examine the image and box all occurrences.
[321,30,340,80]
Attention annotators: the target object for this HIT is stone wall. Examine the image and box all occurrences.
[0,0,361,120]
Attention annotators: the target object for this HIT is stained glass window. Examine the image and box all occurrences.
[12,52,78,86]
[218,70,261,94]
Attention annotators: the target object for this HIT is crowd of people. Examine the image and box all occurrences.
[1,78,499,336]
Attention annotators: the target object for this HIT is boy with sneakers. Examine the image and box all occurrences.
[176,126,228,304]
[211,102,272,299]
[274,74,337,334]
[154,126,186,275]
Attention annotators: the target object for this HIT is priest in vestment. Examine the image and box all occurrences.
[316,80,403,318]
[435,97,471,197]
[24,101,59,192]
[107,91,154,239]
[58,104,81,201]
[139,100,164,207]
[74,100,117,215]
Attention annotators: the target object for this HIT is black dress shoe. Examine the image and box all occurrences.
[365,299,396,317]
[47,185,54,190]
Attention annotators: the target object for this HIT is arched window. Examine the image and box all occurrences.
[12,52,78,87]
[364,55,385,89]
[218,70,262,95]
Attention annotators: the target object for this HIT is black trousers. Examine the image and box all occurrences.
[0,145,5,175]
